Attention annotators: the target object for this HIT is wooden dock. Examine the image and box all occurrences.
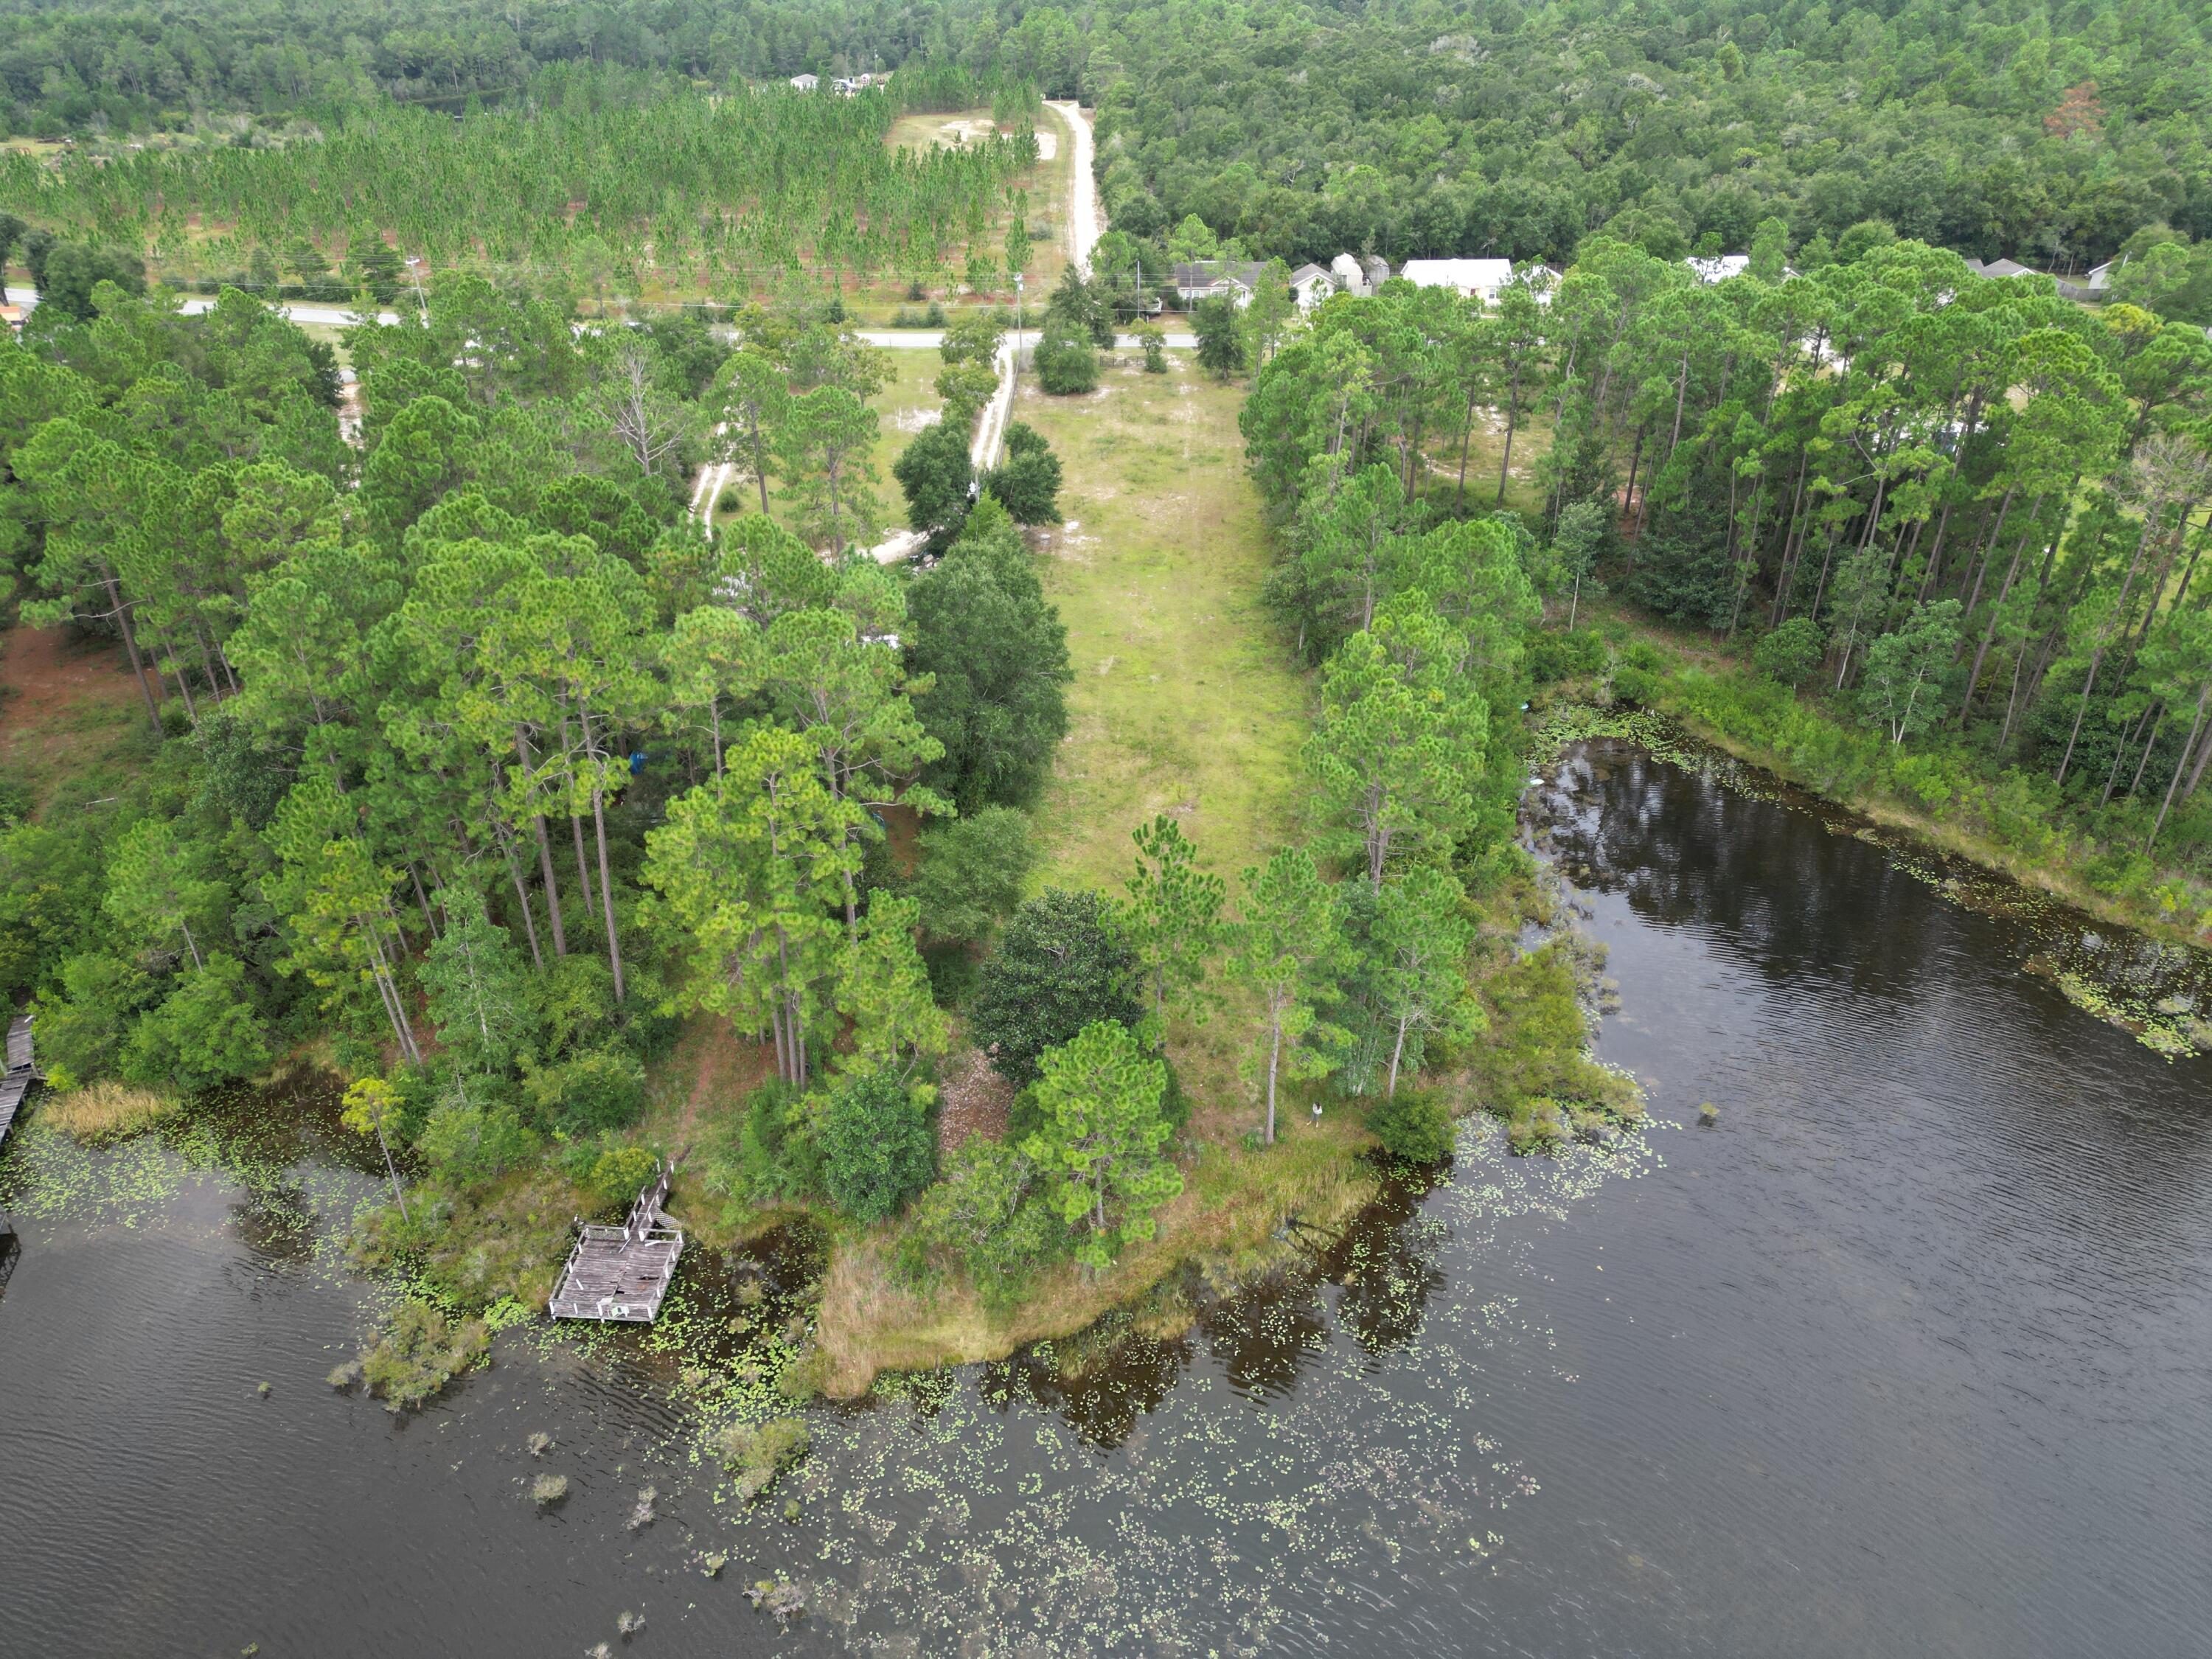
[547,1159,684,1322]
[0,1012,35,1154]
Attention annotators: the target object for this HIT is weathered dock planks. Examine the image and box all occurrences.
[547,1159,684,1323]
[0,1012,35,1153]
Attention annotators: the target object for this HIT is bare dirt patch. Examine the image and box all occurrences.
[936,1046,1012,1152]
[0,627,144,737]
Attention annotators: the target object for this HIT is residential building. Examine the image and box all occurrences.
[1399,257,1514,302]
[1172,259,1272,307]
[1288,263,1336,310]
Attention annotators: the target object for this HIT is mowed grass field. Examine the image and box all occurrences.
[1012,351,1311,1111]
[1015,355,1307,888]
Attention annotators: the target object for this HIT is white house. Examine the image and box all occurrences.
[1288,263,1336,310]
[788,73,819,91]
[1329,252,1367,296]
[1399,257,1515,302]
[1684,253,1750,285]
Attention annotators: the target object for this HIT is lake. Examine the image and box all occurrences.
[3,735,2208,1657]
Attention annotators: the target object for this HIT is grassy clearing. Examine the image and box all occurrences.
[798,353,1375,1394]
[1012,351,1311,1113]
[1017,355,1308,888]
[0,625,158,815]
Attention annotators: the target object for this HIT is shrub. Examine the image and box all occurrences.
[815,1071,936,1222]
[896,1137,1064,1307]
[1505,1099,1568,1155]
[912,804,1036,943]
[704,1079,821,1206]
[358,1298,490,1411]
[1755,616,1826,686]
[1035,324,1098,394]
[586,1144,662,1215]
[523,1046,647,1136]
[981,421,1062,524]
[711,1415,810,1500]
[1368,1088,1455,1162]
[1526,627,1607,684]
[116,955,274,1096]
[969,888,1141,1086]
[418,1099,539,1186]
[1889,751,1961,815]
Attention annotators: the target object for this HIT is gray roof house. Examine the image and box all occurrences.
[1172,260,1272,307]
[1288,262,1337,310]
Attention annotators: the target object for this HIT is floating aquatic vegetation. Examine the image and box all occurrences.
[530,1473,569,1506]
[626,1486,657,1530]
[526,1431,554,1458]
[2051,969,2210,1059]
[745,1579,806,1624]
[614,1609,645,1635]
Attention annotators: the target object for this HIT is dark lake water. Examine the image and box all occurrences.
[3,738,2209,1658]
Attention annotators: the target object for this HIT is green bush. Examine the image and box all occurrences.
[896,1138,1065,1307]
[358,1298,490,1411]
[1754,616,1826,686]
[418,1099,539,1186]
[912,804,1036,943]
[709,1079,821,1205]
[710,1415,810,1501]
[1526,627,1608,684]
[523,1046,646,1136]
[1368,1088,1455,1162]
[1034,324,1097,394]
[815,1071,936,1222]
[1889,751,1962,815]
[970,888,1142,1086]
[586,1144,661,1214]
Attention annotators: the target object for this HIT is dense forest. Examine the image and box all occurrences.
[10,1,2212,316]
[0,262,1089,1284]
[0,0,971,126]
[1242,234,2212,919]
[1090,0,2212,272]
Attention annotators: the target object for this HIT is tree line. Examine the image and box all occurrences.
[0,64,1036,303]
[0,0,993,133]
[1245,233,2212,916]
